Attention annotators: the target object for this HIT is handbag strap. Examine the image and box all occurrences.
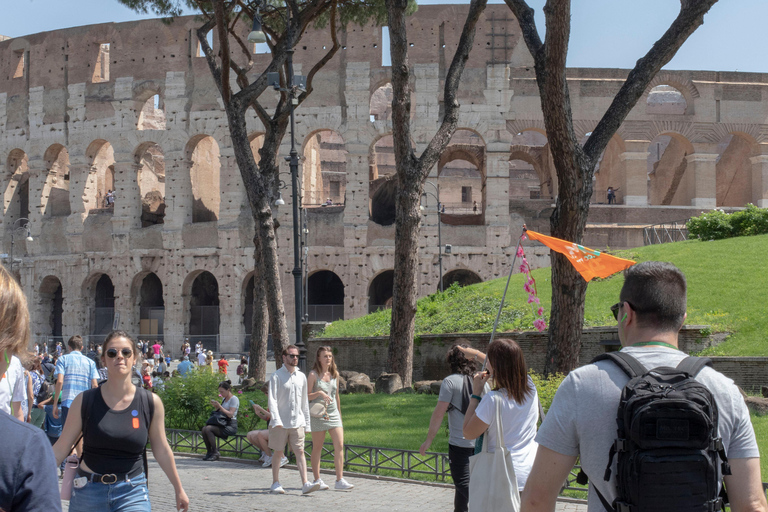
[481,393,506,455]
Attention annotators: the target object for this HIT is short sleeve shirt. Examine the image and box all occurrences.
[222,396,240,420]
[437,374,474,448]
[536,346,759,511]
[0,356,27,415]
[54,351,99,408]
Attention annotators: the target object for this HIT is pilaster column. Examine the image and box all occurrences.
[111,157,142,233]
[486,148,511,248]
[217,148,243,227]
[163,153,193,232]
[751,153,768,208]
[620,141,650,206]
[686,148,718,208]
[342,143,370,249]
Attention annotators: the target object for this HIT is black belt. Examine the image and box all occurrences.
[77,466,143,484]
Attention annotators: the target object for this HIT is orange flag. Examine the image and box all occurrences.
[525,229,635,281]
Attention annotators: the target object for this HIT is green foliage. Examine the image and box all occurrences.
[687,205,768,241]
[529,370,565,414]
[157,368,223,430]
[320,234,768,357]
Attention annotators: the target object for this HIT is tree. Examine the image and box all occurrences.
[118,0,386,379]
[503,0,720,374]
[385,0,487,387]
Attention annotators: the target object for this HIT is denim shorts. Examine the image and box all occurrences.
[69,472,151,512]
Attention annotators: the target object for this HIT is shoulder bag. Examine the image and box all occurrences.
[468,393,521,512]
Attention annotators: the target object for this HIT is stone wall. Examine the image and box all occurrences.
[1,7,767,353]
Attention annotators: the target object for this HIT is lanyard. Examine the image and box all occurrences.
[632,341,679,350]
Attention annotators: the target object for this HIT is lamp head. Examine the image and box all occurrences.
[247,16,267,44]
[25,235,33,243]
[275,194,285,206]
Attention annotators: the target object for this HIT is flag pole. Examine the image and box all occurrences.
[483,225,527,371]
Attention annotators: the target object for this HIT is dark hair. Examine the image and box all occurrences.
[241,356,247,364]
[446,345,476,376]
[218,380,232,390]
[487,338,532,404]
[101,331,137,362]
[620,261,687,331]
[282,344,299,356]
[68,335,83,350]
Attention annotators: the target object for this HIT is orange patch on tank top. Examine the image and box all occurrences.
[132,417,140,429]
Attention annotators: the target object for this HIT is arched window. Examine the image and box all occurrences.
[303,131,347,207]
[136,142,166,226]
[138,94,166,130]
[187,136,221,223]
[307,271,344,321]
[368,270,394,313]
[646,85,687,115]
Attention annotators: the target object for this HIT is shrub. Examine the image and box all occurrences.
[529,370,565,414]
[687,205,768,241]
[157,368,223,430]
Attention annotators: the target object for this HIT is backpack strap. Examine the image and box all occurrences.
[592,351,647,379]
[139,387,155,484]
[675,356,712,377]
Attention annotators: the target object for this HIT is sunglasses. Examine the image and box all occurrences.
[106,348,133,358]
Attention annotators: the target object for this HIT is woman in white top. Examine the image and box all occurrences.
[462,338,539,490]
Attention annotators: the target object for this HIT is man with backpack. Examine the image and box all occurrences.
[522,261,767,512]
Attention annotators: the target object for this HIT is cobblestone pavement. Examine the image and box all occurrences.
[62,453,587,511]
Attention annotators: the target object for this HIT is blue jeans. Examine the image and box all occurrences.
[69,472,151,512]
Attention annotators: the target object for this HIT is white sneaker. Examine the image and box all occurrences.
[270,482,285,494]
[335,478,354,490]
[279,455,289,467]
[313,478,330,491]
[262,455,272,468]
[302,481,321,494]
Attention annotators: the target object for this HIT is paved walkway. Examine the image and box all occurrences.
[61,454,587,511]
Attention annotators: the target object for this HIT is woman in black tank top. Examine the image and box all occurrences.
[54,331,189,512]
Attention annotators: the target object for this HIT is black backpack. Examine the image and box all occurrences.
[589,352,731,512]
[447,374,473,415]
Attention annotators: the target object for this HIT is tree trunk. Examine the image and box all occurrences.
[248,235,268,381]
[387,174,421,387]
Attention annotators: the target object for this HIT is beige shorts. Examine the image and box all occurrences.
[268,425,305,453]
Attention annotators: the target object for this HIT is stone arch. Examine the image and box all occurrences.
[648,132,695,206]
[440,268,482,291]
[183,270,220,351]
[368,269,394,313]
[135,83,166,131]
[509,130,556,199]
[370,82,393,122]
[38,275,63,342]
[646,84,688,116]
[84,140,115,213]
[185,135,221,223]
[134,141,166,226]
[307,270,344,322]
[83,273,115,342]
[302,129,347,207]
[242,272,256,349]
[592,135,626,204]
[369,133,397,225]
[42,144,71,218]
[131,271,165,340]
[644,74,698,115]
[4,149,30,222]
[715,132,760,207]
[437,129,485,224]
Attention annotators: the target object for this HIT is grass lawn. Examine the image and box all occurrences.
[319,234,768,356]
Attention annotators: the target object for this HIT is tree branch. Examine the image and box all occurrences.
[297,1,339,104]
[503,0,543,58]
[584,0,719,160]
[196,17,225,99]
[417,0,487,175]
[386,0,417,171]
[214,0,232,105]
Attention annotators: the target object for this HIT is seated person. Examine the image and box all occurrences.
[245,383,287,468]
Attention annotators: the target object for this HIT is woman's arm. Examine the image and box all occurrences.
[462,371,491,441]
[52,393,84,465]
[307,371,329,402]
[149,394,190,512]
[25,371,33,422]
[420,401,450,455]
[219,397,238,419]
[251,403,271,422]
[457,346,486,364]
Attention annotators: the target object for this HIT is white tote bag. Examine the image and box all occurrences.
[468,393,521,512]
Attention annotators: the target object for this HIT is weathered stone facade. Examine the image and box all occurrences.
[1,6,767,354]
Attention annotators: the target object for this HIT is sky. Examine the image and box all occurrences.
[2,0,767,73]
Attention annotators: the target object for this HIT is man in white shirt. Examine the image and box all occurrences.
[197,349,207,367]
[0,355,26,421]
[267,345,319,495]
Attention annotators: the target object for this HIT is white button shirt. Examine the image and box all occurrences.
[268,365,311,432]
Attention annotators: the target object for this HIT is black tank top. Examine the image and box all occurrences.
[81,386,153,474]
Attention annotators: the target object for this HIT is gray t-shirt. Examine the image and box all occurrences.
[438,374,475,449]
[222,395,240,420]
[536,346,759,511]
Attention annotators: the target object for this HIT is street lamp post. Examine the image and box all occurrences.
[422,182,443,293]
[253,2,309,371]
[6,218,33,278]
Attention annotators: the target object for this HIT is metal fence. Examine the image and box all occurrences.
[306,304,344,323]
[165,429,451,481]
[643,220,689,245]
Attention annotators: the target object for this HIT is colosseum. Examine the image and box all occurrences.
[1,5,767,354]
